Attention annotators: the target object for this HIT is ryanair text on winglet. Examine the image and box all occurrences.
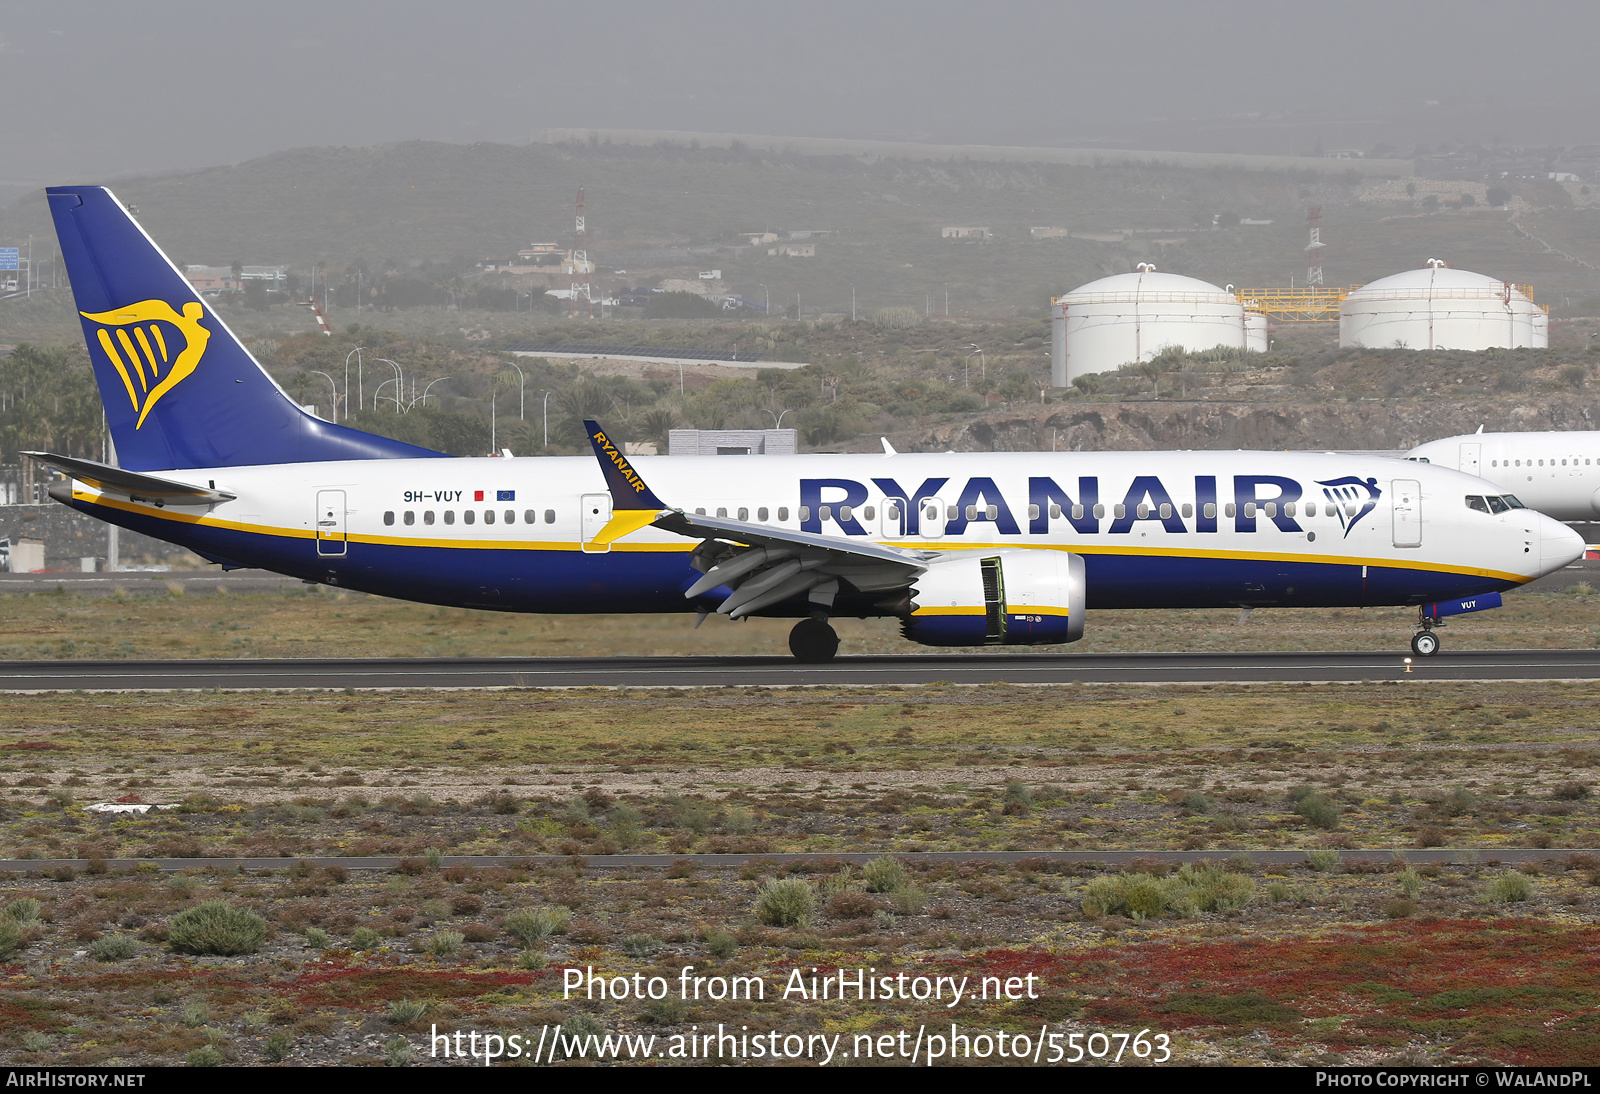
[591,429,650,495]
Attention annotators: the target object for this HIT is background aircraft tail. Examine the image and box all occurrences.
[47,186,444,471]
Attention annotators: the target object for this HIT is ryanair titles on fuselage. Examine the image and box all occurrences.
[796,472,1380,539]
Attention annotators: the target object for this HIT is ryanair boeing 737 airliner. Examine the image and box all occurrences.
[29,187,1585,661]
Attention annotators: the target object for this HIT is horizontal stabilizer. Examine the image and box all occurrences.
[24,451,234,503]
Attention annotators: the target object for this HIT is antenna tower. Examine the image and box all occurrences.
[569,187,593,318]
[1305,206,1324,287]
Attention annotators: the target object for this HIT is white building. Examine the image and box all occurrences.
[1050,267,1265,386]
[1338,262,1547,351]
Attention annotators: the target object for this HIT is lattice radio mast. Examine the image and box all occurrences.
[569,187,593,318]
[1305,206,1325,287]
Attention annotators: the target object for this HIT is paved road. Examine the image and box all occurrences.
[3,648,1599,690]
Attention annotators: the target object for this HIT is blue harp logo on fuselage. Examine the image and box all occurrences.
[79,299,210,429]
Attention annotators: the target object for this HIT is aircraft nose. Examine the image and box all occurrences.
[1539,515,1586,574]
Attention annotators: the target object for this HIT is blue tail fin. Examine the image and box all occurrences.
[47,186,445,471]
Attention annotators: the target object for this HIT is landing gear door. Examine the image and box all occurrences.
[1458,443,1480,477]
[316,490,347,557]
[1392,479,1421,548]
[581,493,613,554]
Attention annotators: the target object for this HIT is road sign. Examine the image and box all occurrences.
[0,249,17,271]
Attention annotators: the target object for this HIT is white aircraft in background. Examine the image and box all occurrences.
[1407,430,1600,523]
[27,186,1585,661]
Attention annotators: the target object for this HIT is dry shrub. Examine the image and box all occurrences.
[168,901,267,956]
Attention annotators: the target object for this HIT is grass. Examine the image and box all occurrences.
[3,584,1600,662]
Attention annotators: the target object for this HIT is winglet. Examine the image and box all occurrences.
[583,419,670,544]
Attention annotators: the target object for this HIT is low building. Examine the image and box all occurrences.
[184,265,289,292]
[941,226,991,240]
[668,429,798,456]
[766,244,815,257]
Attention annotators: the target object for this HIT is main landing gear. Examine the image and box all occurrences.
[789,615,840,663]
[1410,607,1442,657]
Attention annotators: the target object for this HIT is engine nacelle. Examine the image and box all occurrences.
[901,549,1085,647]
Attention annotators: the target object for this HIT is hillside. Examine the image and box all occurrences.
[4,138,1600,343]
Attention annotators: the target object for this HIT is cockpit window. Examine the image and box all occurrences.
[1465,495,1490,513]
[1486,495,1509,514]
[1501,495,1525,509]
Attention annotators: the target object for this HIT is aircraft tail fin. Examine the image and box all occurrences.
[46,186,445,471]
[583,419,670,545]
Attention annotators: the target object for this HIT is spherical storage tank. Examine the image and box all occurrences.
[1050,266,1265,386]
[1339,261,1547,350]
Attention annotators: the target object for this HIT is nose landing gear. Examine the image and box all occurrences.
[789,614,840,663]
[1410,607,1442,656]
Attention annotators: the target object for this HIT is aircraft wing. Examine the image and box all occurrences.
[22,451,235,503]
[583,419,929,618]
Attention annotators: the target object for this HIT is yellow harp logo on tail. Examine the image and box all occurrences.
[79,300,210,429]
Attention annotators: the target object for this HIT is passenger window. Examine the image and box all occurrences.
[505,510,515,524]
[484,510,495,524]
[798,506,810,522]
[737,507,748,521]
[965,505,977,520]
[1071,504,1084,520]
[1325,503,1337,517]
[1114,504,1127,519]
[1181,503,1192,519]
[886,502,900,521]
[1466,495,1490,513]
[717,507,727,518]
[524,510,535,524]
[778,507,789,521]
[1264,502,1276,518]
[383,511,395,526]
[1225,503,1237,518]
[1284,502,1296,517]
[1243,502,1256,518]
[863,505,875,521]
[1203,503,1216,520]
[1047,503,1060,519]
[985,505,998,520]
[1092,504,1105,519]
[463,511,475,525]
[758,507,769,521]
[1159,503,1172,519]
[1029,504,1041,520]
[925,505,939,521]
[444,511,455,525]
[695,508,706,516]
[947,505,958,520]
[403,511,415,526]
[839,505,852,522]
[819,505,832,521]
[1135,504,1148,519]
[544,510,555,524]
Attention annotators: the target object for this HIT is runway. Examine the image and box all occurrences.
[3,648,1600,690]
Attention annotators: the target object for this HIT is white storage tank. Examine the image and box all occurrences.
[1339,261,1548,350]
[1050,265,1257,385]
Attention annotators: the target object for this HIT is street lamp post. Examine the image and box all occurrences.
[415,376,452,410]
[308,370,338,420]
[375,359,403,413]
[505,359,526,419]
[758,283,768,315]
[542,390,552,449]
[343,347,363,420]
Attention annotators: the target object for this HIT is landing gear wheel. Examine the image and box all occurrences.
[1411,631,1440,657]
[789,618,840,663]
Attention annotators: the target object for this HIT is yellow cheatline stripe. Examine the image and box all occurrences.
[74,492,694,553]
[95,329,139,410]
[912,605,1072,618]
[115,328,148,392]
[897,539,1530,585]
[68,491,1530,580]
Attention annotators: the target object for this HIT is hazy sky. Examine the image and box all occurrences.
[5,0,1598,189]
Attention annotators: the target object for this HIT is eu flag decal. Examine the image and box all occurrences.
[497,490,515,501]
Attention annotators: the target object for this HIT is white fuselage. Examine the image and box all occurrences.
[1407,431,1600,522]
[64,448,1582,616]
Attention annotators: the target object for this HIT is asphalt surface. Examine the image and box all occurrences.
[2,648,1600,690]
